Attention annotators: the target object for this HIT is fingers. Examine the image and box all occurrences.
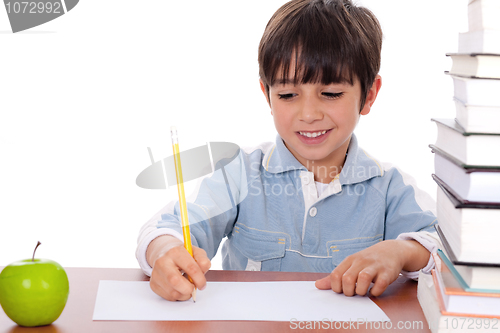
[338,266,362,297]
[369,273,395,297]
[314,275,332,290]
[150,253,194,301]
[317,241,410,297]
[315,257,388,297]
[314,259,356,294]
[328,257,353,295]
[180,247,209,291]
[353,269,375,296]
[193,246,211,274]
[150,246,210,301]
[316,268,377,297]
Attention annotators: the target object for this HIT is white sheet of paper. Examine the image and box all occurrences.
[93,280,390,322]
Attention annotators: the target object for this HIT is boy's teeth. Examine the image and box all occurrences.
[299,130,327,138]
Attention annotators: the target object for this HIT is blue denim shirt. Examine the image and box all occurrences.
[147,134,437,273]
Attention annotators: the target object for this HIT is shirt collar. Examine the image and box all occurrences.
[263,134,307,174]
[263,133,384,184]
[338,134,384,185]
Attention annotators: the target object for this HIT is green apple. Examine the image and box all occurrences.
[0,242,69,327]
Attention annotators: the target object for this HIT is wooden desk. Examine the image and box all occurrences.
[0,268,430,332]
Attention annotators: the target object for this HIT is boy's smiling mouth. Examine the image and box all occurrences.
[296,129,333,144]
[298,129,332,138]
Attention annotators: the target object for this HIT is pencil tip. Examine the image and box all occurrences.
[192,288,197,303]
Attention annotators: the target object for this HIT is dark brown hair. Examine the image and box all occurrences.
[258,0,382,110]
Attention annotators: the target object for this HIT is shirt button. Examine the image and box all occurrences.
[303,176,310,184]
[309,207,317,217]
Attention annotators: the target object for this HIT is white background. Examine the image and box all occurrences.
[0,0,467,270]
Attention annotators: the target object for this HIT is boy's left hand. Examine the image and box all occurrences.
[315,240,429,297]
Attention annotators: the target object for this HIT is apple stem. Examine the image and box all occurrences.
[32,241,41,262]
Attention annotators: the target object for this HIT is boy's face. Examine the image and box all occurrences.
[260,75,381,175]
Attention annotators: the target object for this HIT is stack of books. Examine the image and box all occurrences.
[418,0,500,332]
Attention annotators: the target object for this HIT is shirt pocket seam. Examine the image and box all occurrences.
[231,223,287,261]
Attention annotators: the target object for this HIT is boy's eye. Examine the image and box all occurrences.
[322,92,343,99]
[278,93,296,100]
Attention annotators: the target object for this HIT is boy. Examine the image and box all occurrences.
[136,0,440,301]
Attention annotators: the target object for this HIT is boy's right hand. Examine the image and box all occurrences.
[146,235,211,301]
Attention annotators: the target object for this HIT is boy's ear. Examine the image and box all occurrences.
[360,75,382,116]
[259,79,271,108]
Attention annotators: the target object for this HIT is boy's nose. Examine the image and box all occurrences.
[299,98,323,123]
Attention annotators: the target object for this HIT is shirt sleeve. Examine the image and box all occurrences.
[382,163,440,278]
[135,201,185,277]
[135,151,248,276]
[384,164,437,232]
[397,231,442,279]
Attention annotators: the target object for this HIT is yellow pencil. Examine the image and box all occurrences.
[170,126,196,302]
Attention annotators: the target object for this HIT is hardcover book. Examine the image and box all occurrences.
[431,118,500,168]
[435,224,500,267]
[432,146,500,203]
[446,53,500,79]
[432,269,500,318]
[417,271,500,333]
[453,98,500,134]
[435,250,500,293]
[450,75,500,107]
[434,176,500,264]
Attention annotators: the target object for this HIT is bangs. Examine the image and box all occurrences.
[269,45,356,87]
